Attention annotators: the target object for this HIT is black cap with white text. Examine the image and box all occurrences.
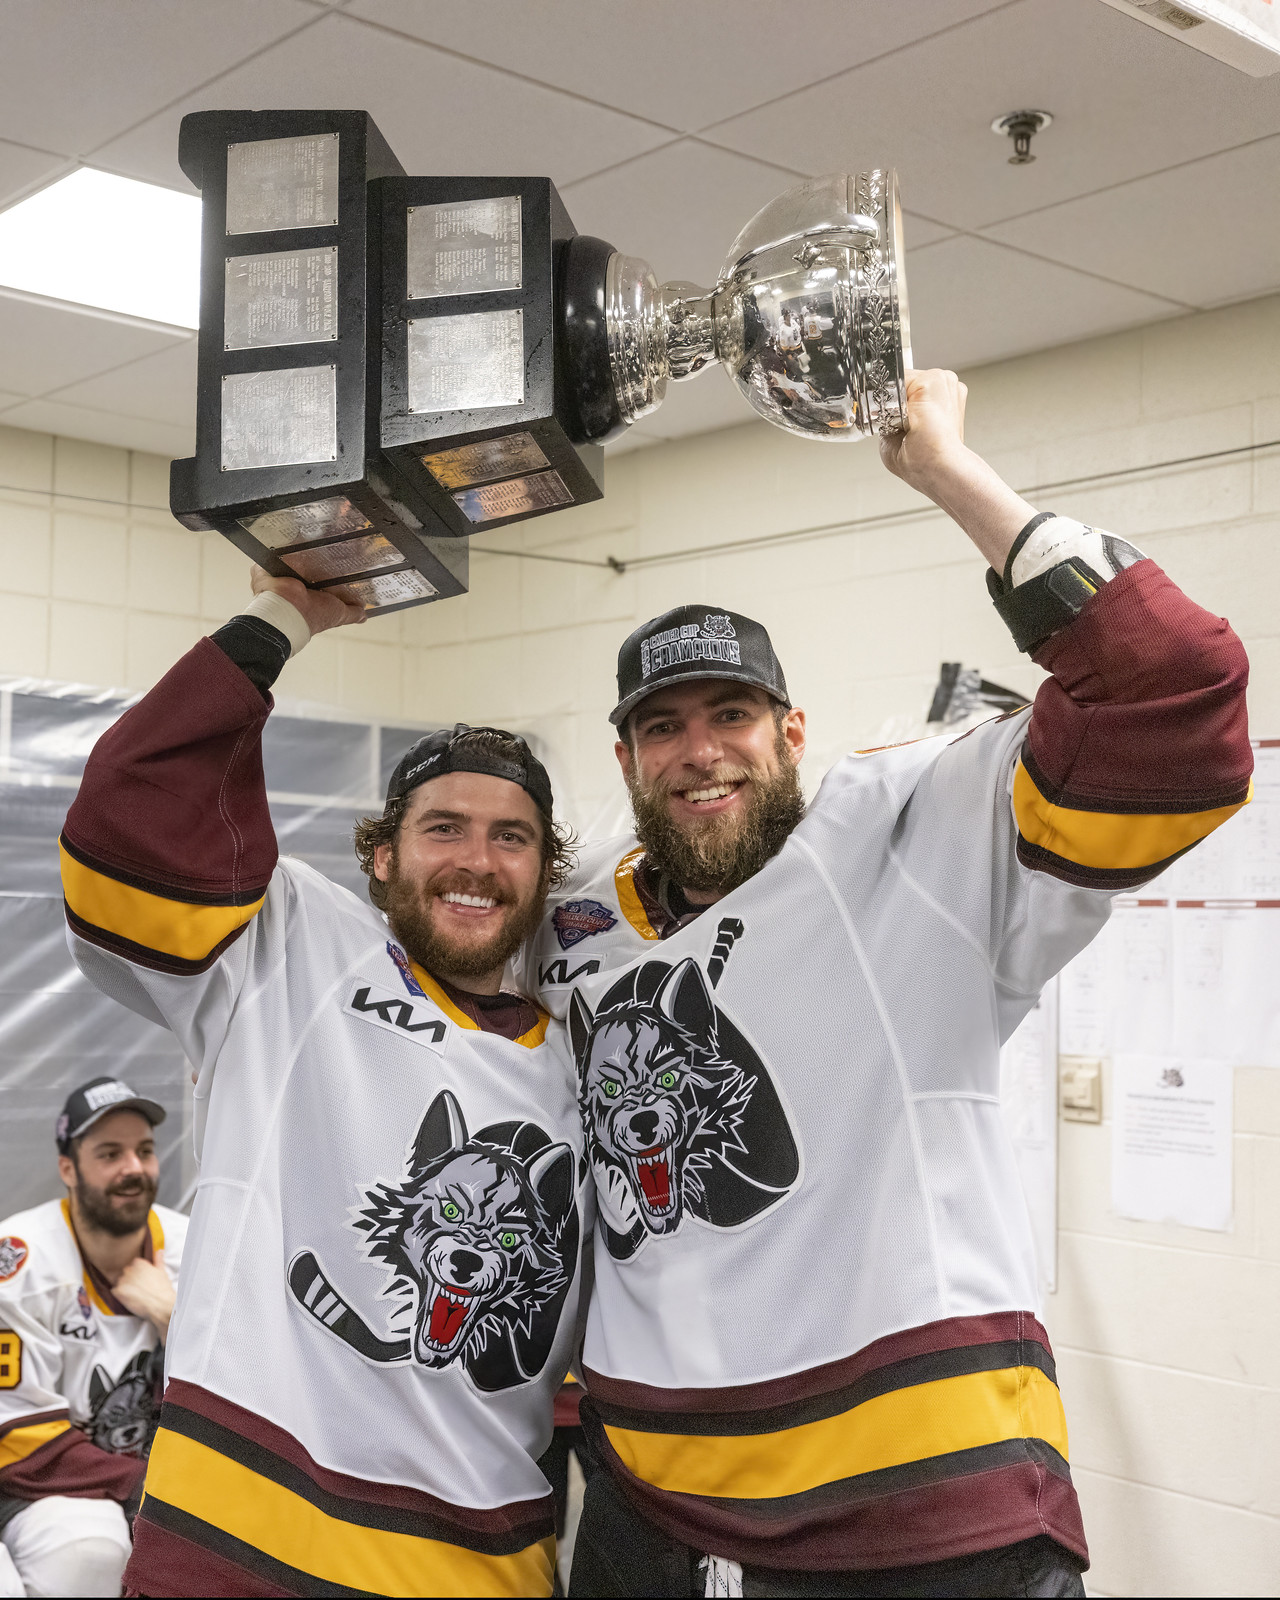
[610,605,790,727]
[56,1077,166,1155]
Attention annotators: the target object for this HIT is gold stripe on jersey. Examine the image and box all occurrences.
[409,961,551,1049]
[1012,764,1250,872]
[61,1202,166,1317]
[59,842,265,963]
[0,1417,71,1468]
[604,1364,1068,1501]
[615,848,659,941]
[144,1426,555,1598]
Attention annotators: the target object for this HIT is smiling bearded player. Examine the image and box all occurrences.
[59,570,585,1598]
[518,368,1253,1599]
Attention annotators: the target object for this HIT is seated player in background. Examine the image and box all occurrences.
[60,572,586,1598]
[0,1079,185,1598]
[521,369,1252,1597]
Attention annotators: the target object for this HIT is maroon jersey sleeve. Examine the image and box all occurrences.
[1013,559,1251,889]
[60,637,277,975]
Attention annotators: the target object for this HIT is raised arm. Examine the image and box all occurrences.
[61,575,362,985]
[887,369,1251,898]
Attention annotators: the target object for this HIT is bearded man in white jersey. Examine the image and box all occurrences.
[61,572,586,1597]
[518,369,1252,1597]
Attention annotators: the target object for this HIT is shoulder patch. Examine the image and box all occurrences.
[0,1237,28,1281]
[386,941,425,998]
[552,899,617,950]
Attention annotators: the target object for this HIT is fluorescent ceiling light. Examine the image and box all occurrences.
[0,168,200,328]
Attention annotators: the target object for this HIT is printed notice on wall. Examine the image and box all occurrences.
[1112,1055,1233,1231]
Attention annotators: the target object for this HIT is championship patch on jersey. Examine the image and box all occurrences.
[568,936,801,1262]
[552,899,617,950]
[386,940,425,997]
[287,1090,579,1392]
[0,1238,28,1281]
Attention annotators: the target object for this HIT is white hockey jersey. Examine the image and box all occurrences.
[517,554,1252,1573]
[60,637,585,1598]
[0,1200,186,1506]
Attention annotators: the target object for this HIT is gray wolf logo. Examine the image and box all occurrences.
[569,957,799,1260]
[87,1347,163,1456]
[288,1091,578,1392]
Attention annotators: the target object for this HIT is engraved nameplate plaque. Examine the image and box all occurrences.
[407,308,524,414]
[422,431,549,489]
[453,468,572,524]
[221,365,338,471]
[406,195,522,298]
[281,532,403,581]
[238,497,371,549]
[224,247,338,349]
[226,133,340,235]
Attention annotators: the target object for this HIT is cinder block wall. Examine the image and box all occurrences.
[1,294,1278,1595]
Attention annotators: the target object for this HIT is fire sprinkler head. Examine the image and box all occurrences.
[991,109,1053,165]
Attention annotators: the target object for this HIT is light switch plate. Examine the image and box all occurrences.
[1060,1056,1103,1123]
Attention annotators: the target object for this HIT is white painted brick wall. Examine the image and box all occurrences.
[1,292,1278,1595]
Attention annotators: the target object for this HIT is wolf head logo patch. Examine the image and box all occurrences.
[87,1347,163,1456]
[288,1091,578,1392]
[552,899,617,950]
[568,957,799,1260]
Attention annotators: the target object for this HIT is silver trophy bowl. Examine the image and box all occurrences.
[602,170,912,442]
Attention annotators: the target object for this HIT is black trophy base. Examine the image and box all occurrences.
[171,456,467,616]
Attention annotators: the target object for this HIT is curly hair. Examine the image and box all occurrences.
[353,729,576,910]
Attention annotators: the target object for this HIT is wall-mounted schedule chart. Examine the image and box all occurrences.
[1057,740,1280,1231]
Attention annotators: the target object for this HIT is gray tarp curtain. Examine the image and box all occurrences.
[0,675,429,1219]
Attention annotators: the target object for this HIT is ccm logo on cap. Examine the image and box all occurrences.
[639,615,740,679]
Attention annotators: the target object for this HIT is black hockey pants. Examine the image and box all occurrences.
[567,1470,1087,1598]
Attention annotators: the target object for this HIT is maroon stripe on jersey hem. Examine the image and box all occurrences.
[63,902,253,977]
[582,1312,1053,1416]
[59,831,272,908]
[161,1380,553,1538]
[583,1415,1088,1571]
[1019,744,1251,817]
[126,1505,309,1598]
[1013,836,1190,890]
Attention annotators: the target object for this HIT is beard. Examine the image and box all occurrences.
[382,852,549,981]
[73,1170,157,1237]
[627,727,806,895]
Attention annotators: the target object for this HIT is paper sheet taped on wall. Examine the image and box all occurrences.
[1000,981,1057,1296]
[1059,741,1280,1067]
[1112,1054,1233,1231]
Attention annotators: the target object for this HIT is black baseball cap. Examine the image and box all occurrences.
[56,1077,165,1155]
[610,604,791,727]
[386,723,554,821]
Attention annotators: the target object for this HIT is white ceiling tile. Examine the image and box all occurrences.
[0,141,71,210]
[0,396,193,459]
[0,0,319,159]
[705,0,1280,230]
[982,136,1280,309]
[906,235,1182,372]
[562,140,805,287]
[45,339,198,429]
[901,212,956,251]
[346,0,1010,133]
[0,291,187,396]
[92,12,670,193]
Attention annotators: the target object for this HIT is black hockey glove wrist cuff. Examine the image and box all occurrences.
[987,513,1146,654]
